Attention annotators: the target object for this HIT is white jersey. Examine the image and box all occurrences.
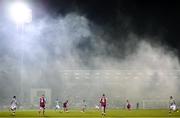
[10,98,17,110]
[55,100,60,109]
[82,101,87,108]
[169,98,177,111]
[56,100,59,105]
[169,99,175,106]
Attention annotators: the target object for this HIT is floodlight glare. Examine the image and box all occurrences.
[9,1,32,24]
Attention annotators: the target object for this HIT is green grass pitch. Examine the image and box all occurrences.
[0,109,180,118]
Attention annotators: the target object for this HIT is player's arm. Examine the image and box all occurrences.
[99,98,102,103]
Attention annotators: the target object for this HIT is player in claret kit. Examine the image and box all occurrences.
[126,100,131,110]
[38,94,46,116]
[63,100,69,112]
[100,94,107,116]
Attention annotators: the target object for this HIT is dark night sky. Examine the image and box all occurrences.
[32,0,180,56]
[1,0,180,56]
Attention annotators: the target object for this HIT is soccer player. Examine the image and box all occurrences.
[136,102,139,109]
[10,96,17,116]
[55,98,61,112]
[81,100,87,112]
[38,94,46,116]
[126,100,131,110]
[169,96,179,114]
[63,100,69,112]
[100,94,107,116]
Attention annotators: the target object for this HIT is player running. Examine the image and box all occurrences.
[9,96,17,116]
[81,100,87,112]
[100,94,107,116]
[38,94,46,116]
[169,96,179,114]
[126,100,131,110]
[55,98,61,112]
[63,100,69,112]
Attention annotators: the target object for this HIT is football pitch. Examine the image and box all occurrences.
[0,109,180,118]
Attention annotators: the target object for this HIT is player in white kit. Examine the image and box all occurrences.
[169,96,179,114]
[55,98,61,112]
[10,96,17,116]
[81,100,87,112]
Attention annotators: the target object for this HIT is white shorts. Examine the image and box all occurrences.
[170,104,177,111]
[56,105,60,109]
[10,105,17,110]
[39,106,45,110]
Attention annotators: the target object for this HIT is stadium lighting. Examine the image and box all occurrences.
[9,1,32,25]
[8,1,32,103]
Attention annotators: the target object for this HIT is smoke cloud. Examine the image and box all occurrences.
[0,10,179,109]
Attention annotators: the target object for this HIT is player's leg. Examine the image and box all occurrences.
[83,107,85,112]
[56,105,60,112]
[176,108,179,112]
[55,105,58,111]
[10,106,16,115]
[81,106,85,112]
[12,109,15,115]
[9,106,11,112]
[41,106,45,115]
[9,106,12,113]
[82,107,85,112]
[127,104,131,110]
[42,106,45,115]
[101,106,103,114]
[59,106,62,113]
[104,106,106,114]
[173,105,179,112]
[39,107,42,115]
[101,106,104,115]
[13,108,16,115]
[101,106,106,116]
[38,109,40,114]
[64,106,67,112]
[174,104,179,112]
[169,105,173,114]
[169,109,172,113]
[11,107,16,116]
[129,104,131,110]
